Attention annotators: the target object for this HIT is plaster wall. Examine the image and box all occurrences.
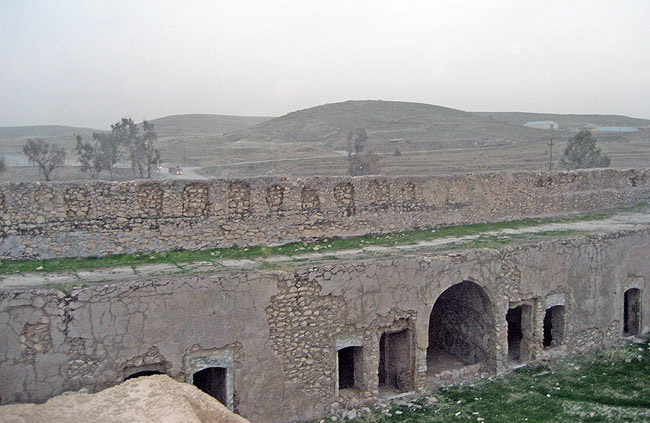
[0,230,648,422]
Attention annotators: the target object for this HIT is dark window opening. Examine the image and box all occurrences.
[506,306,523,361]
[378,329,413,392]
[543,306,565,348]
[124,370,163,381]
[338,346,362,390]
[624,288,641,336]
[193,367,227,405]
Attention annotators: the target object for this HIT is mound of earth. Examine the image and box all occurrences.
[0,375,250,423]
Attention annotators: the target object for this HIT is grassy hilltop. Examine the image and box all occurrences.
[230,100,562,149]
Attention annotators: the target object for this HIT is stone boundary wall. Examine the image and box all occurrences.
[0,168,648,259]
[0,230,648,422]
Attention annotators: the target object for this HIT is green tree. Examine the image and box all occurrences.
[23,138,66,181]
[0,155,6,173]
[560,130,610,169]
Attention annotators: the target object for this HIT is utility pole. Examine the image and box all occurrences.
[183,143,187,165]
[548,138,554,171]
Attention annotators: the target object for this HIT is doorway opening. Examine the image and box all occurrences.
[338,346,363,390]
[624,288,641,336]
[123,369,163,381]
[427,281,495,374]
[193,367,227,405]
[506,304,533,362]
[543,306,565,348]
[378,329,413,393]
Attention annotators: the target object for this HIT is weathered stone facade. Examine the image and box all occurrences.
[0,168,648,259]
[0,229,648,422]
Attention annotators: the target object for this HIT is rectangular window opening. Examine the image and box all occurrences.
[543,306,565,348]
[624,288,641,336]
[338,346,363,390]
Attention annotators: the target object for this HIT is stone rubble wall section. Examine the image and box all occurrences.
[0,229,648,422]
[0,169,648,259]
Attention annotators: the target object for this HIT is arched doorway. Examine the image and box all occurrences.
[124,369,163,381]
[427,281,495,374]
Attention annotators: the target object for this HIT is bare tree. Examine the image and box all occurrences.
[23,138,66,181]
[353,128,367,154]
[346,128,381,176]
[345,128,354,157]
[75,117,161,180]
[131,120,161,178]
[75,134,101,179]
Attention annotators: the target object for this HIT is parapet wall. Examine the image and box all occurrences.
[0,168,648,259]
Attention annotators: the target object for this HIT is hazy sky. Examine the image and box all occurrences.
[1,0,649,128]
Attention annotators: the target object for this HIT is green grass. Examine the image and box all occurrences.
[325,339,650,423]
[0,207,639,276]
[43,280,89,294]
[449,230,585,250]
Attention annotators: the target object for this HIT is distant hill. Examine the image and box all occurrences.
[0,125,98,141]
[231,100,567,150]
[475,112,650,131]
[0,114,272,154]
[146,114,271,138]
[0,125,99,153]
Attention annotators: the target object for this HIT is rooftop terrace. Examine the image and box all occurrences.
[2,205,648,293]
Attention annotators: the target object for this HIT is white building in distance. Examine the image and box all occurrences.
[524,120,558,130]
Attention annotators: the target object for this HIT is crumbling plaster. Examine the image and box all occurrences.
[1,229,648,422]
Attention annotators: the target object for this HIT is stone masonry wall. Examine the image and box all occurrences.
[0,230,648,422]
[0,168,648,259]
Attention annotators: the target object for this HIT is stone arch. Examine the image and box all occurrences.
[300,186,320,210]
[123,363,167,381]
[427,280,496,374]
[400,181,416,203]
[334,182,355,216]
[64,187,91,219]
[228,181,251,215]
[137,183,164,216]
[368,179,389,206]
[182,183,209,216]
[119,346,171,383]
[265,184,284,212]
[34,184,55,204]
